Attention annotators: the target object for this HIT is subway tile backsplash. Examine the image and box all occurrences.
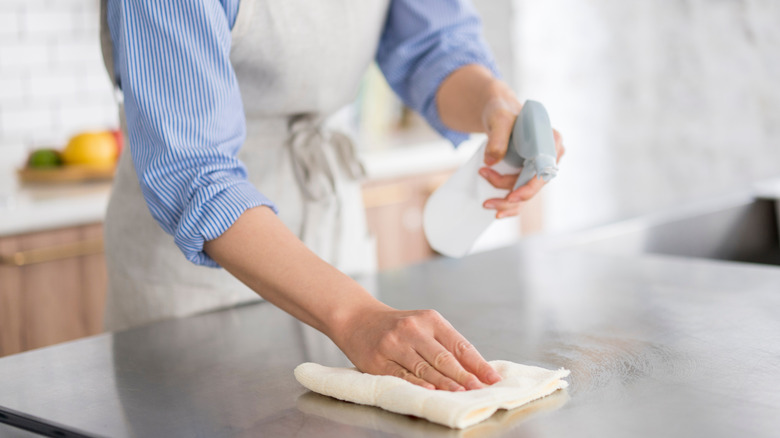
[0,0,118,158]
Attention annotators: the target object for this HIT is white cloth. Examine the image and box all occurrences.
[294,360,570,429]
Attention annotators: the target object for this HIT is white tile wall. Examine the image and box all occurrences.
[0,0,117,162]
[515,0,780,232]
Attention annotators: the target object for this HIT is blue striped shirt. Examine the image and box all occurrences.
[106,0,498,267]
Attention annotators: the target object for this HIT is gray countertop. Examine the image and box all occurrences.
[1,240,779,437]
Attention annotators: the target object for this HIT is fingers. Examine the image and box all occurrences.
[434,321,502,385]
[479,165,547,218]
[507,176,545,202]
[479,167,540,218]
[478,167,544,199]
[483,198,522,218]
[413,336,484,390]
[379,311,468,391]
[481,126,563,204]
[553,129,565,163]
[393,347,466,392]
[406,311,500,389]
[388,310,500,390]
[386,362,435,390]
[479,167,517,190]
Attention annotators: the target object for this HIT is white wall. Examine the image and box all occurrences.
[472,0,515,89]
[0,0,117,164]
[514,0,780,232]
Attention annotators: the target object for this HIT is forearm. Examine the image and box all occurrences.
[435,64,520,134]
[204,205,500,390]
[203,206,389,342]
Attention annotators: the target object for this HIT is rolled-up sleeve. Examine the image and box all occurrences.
[376,0,500,146]
[106,0,276,267]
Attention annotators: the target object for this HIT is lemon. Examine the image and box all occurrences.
[28,149,63,168]
[62,132,118,169]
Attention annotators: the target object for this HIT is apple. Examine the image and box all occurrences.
[110,129,123,160]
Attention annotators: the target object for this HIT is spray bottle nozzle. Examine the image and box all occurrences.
[533,155,558,182]
[504,100,558,190]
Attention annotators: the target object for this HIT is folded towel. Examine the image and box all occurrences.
[294,360,570,429]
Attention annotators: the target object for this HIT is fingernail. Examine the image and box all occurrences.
[479,168,489,178]
[485,156,497,166]
[451,383,465,392]
[484,201,496,209]
[466,378,484,391]
[487,370,502,384]
[497,212,505,218]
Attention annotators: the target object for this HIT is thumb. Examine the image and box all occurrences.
[482,97,521,166]
[483,111,516,166]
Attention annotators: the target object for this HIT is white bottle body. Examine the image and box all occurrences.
[423,142,521,258]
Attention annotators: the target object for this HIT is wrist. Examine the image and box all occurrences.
[323,288,392,347]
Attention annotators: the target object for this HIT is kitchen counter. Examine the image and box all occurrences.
[0,181,113,236]
[0,229,779,437]
[0,138,482,237]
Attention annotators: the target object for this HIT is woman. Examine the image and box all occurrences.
[100,0,564,392]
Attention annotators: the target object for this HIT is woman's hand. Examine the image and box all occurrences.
[480,96,565,219]
[436,64,565,220]
[331,305,501,391]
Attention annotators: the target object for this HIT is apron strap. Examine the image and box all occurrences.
[99,0,117,87]
[287,114,366,201]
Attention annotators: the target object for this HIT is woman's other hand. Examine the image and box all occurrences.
[436,65,565,220]
[481,95,565,218]
[332,305,501,391]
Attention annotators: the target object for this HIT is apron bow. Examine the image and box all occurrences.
[287,114,366,201]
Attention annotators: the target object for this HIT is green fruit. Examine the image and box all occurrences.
[28,149,63,168]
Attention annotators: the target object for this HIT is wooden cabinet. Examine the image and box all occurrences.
[363,170,453,270]
[0,224,106,357]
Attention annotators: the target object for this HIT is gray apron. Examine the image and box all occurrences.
[101,0,388,332]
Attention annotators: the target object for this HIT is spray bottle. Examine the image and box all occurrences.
[423,100,558,258]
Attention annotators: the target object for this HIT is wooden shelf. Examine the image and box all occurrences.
[17,166,115,184]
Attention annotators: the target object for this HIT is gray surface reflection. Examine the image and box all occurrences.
[107,302,349,437]
[296,388,570,438]
[0,242,779,437]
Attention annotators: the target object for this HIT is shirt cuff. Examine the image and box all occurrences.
[418,55,501,147]
[174,180,278,267]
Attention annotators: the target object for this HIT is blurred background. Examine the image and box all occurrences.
[1,0,779,356]
[516,0,780,232]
